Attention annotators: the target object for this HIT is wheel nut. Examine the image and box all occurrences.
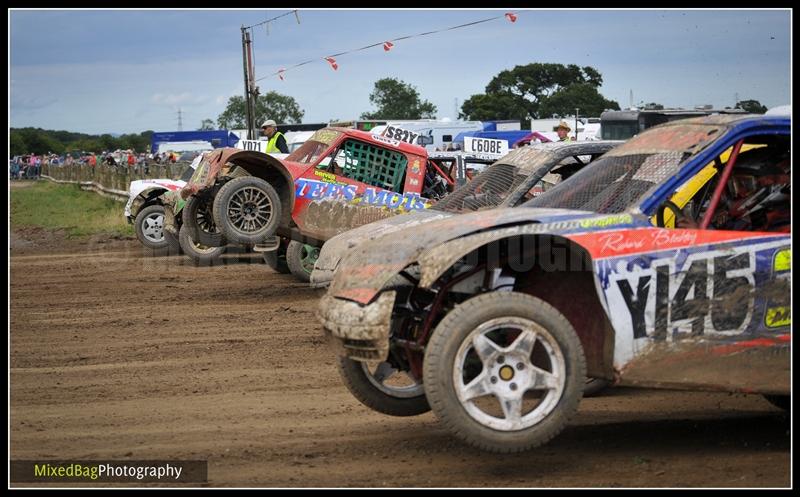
[490,376,498,384]
[516,362,525,370]
[510,383,518,391]
[497,355,505,364]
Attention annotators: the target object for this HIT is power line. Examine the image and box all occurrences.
[255,12,518,82]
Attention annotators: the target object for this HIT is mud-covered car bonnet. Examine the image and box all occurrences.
[329,207,594,303]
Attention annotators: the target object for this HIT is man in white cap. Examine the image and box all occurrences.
[261,119,289,153]
[554,121,574,142]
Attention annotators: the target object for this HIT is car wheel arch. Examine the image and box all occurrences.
[423,233,615,382]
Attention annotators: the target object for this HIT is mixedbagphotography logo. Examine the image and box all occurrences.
[10,460,208,484]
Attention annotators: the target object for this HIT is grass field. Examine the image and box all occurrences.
[10,180,134,237]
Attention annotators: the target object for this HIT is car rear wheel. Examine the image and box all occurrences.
[337,356,430,417]
[263,238,290,274]
[424,291,586,453]
[286,240,320,283]
[212,176,282,245]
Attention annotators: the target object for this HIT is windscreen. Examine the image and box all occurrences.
[524,123,724,214]
[286,129,342,165]
[432,147,554,212]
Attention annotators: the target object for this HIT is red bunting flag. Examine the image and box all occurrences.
[325,57,338,71]
[278,69,286,81]
[505,13,517,23]
[383,41,394,51]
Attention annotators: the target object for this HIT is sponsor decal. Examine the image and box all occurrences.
[294,178,426,211]
[765,248,791,328]
[313,169,344,184]
[578,214,633,229]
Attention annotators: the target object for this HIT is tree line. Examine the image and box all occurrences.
[11,128,154,157]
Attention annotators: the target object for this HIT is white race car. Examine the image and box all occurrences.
[125,154,203,251]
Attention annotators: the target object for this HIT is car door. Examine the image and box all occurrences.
[592,128,790,392]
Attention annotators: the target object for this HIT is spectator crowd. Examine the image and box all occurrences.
[10,149,198,180]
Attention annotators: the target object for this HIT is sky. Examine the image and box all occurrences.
[8,8,792,135]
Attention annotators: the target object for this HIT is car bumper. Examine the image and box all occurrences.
[318,291,397,362]
[309,264,336,288]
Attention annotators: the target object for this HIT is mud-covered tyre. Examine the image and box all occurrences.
[182,195,225,247]
[263,241,290,274]
[212,176,281,245]
[423,292,586,453]
[337,356,430,417]
[583,378,611,397]
[764,395,790,411]
[178,225,225,267]
[286,241,320,283]
[134,204,168,250]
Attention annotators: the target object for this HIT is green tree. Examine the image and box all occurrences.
[458,93,522,122]
[360,78,437,120]
[10,131,28,156]
[199,119,215,130]
[217,92,305,129]
[460,63,612,126]
[538,84,620,118]
[642,102,665,110]
[21,131,64,155]
[735,99,767,114]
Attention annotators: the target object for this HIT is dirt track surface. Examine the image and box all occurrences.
[10,229,791,488]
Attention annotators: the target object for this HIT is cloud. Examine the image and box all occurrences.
[151,92,194,106]
[12,96,59,111]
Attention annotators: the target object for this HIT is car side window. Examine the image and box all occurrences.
[656,135,790,232]
[319,139,408,191]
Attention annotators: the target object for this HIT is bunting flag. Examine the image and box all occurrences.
[259,12,521,82]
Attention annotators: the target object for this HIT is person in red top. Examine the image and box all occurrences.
[127,151,135,167]
[88,154,97,167]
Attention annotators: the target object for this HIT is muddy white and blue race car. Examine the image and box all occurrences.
[125,163,197,253]
[319,114,791,452]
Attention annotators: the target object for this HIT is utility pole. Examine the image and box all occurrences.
[241,26,257,140]
[177,108,183,131]
[734,92,739,108]
[574,108,579,141]
[454,98,458,121]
